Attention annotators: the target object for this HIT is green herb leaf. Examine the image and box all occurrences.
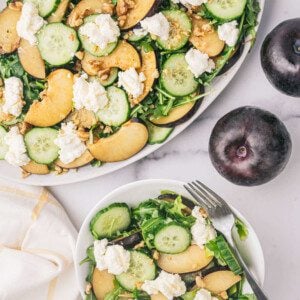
[235,218,249,241]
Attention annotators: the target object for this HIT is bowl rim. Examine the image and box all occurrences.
[75,179,266,297]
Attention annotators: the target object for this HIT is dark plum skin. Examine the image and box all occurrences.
[218,43,245,76]
[261,18,300,97]
[209,107,292,186]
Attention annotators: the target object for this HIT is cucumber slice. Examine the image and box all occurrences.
[37,23,79,66]
[24,0,60,18]
[157,10,192,51]
[127,30,148,42]
[161,53,199,97]
[24,128,59,164]
[96,67,119,87]
[96,86,130,127]
[216,235,243,274]
[78,14,118,57]
[116,251,156,291]
[205,0,247,21]
[154,223,191,254]
[146,122,173,145]
[0,126,8,160]
[90,203,131,239]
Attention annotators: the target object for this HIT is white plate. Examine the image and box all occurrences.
[0,0,265,186]
[75,179,265,298]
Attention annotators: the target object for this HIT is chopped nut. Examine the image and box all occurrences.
[152,250,160,260]
[85,283,92,295]
[133,240,145,250]
[77,128,90,142]
[97,68,111,81]
[118,15,127,27]
[195,276,205,288]
[9,1,22,11]
[75,51,84,60]
[200,207,208,218]
[21,169,31,178]
[70,109,97,129]
[54,165,63,175]
[18,122,32,135]
[103,126,113,134]
[135,281,143,290]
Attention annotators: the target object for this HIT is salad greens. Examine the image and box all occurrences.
[83,191,256,300]
[130,0,261,120]
[0,54,45,112]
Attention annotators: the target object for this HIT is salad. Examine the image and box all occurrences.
[0,0,260,177]
[82,192,254,300]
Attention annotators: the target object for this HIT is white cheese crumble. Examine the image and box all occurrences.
[194,288,219,300]
[118,68,146,99]
[132,28,148,38]
[218,21,239,47]
[54,122,86,164]
[185,48,215,77]
[4,126,30,167]
[16,2,46,45]
[171,0,208,6]
[191,206,217,249]
[140,13,170,41]
[142,271,186,300]
[2,77,24,117]
[73,73,108,113]
[79,14,120,50]
[94,239,130,275]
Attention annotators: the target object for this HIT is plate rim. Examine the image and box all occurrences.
[0,0,265,186]
[74,179,266,298]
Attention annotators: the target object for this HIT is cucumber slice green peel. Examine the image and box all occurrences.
[24,127,59,165]
[116,251,156,292]
[90,203,131,239]
[154,222,191,254]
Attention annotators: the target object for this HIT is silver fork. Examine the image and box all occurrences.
[184,180,268,300]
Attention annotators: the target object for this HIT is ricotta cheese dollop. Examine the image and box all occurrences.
[16,2,45,45]
[171,0,208,6]
[140,13,170,41]
[73,73,109,113]
[94,239,130,275]
[54,122,86,164]
[142,271,186,300]
[194,288,219,300]
[79,14,120,50]
[118,68,146,99]
[218,21,239,47]
[2,77,24,117]
[4,126,30,167]
[185,48,215,77]
[191,206,217,248]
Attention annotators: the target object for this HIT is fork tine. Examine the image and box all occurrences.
[191,181,218,208]
[196,180,224,206]
[187,183,214,209]
[183,184,211,211]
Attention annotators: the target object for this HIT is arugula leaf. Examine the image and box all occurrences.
[235,218,249,241]
[104,281,124,300]
[0,53,45,112]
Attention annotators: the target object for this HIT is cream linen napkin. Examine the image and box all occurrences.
[0,178,80,300]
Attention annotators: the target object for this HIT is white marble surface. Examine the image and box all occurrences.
[49,1,300,299]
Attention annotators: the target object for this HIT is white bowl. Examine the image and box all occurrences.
[0,0,265,186]
[75,179,265,298]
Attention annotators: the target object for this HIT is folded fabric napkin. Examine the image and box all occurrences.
[0,179,80,300]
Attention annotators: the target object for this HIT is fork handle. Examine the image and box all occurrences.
[225,233,268,300]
